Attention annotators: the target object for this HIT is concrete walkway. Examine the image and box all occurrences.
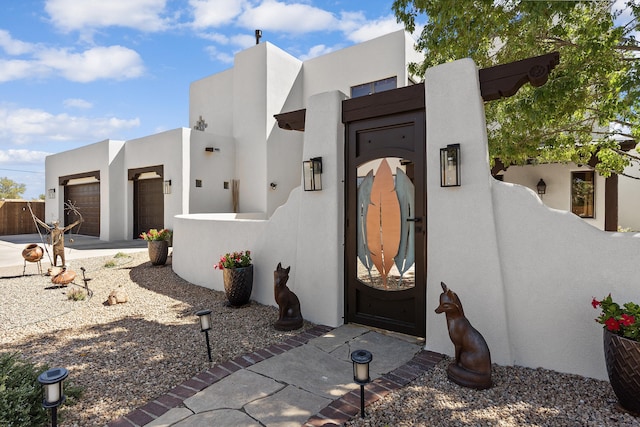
[108,324,444,427]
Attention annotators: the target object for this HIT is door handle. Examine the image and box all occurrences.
[406,217,422,222]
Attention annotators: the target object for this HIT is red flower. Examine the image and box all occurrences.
[621,314,636,326]
[605,317,621,331]
[591,298,601,309]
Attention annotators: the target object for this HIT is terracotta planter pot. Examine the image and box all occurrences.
[147,240,169,265]
[222,265,253,307]
[22,244,44,262]
[604,328,640,414]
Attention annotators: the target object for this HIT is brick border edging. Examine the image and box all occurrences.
[106,324,334,427]
[303,350,445,427]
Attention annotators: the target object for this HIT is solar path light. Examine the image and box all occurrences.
[196,309,213,362]
[38,367,69,427]
[350,349,373,419]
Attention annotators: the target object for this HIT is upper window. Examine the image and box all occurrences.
[351,76,397,98]
[571,171,595,218]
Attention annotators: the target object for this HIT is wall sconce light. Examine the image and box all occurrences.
[537,178,547,195]
[270,182,277,190]
[205,147,220,153]
[163,180,172,194]
[303,157,322,191]
[351,349,373,419]
[196,309,213,362]
[440,144,461,187]
[38,367,69,427]
[48,188,56,199]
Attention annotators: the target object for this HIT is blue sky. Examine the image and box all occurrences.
[0,0,410,199]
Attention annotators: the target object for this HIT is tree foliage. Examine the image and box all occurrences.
[393,0,640,177]
[0,177,26,199]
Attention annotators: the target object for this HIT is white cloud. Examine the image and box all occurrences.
[0,59,49,82]
[204,46,234,63]
[0,107,140,145]
[64,99,93,109]
[45,0,172,32]
[239,0,337,33]
[190,0,248,29]
[36,46,145,82]
[299,44,337,61]
[344,15,404,43]
[230,34,256,49]
[0,149,50,164]
[0,30,145,83]
[0,30,36,55]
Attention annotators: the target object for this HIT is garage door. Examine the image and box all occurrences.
[134,178,164,238]
[65,183,100,237]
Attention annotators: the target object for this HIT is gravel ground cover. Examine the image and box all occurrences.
[0,251,313,426]
[347,358,640,427]
[3,251,640,427]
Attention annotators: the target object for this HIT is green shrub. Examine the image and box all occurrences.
[0,353,82,427]
[113,252,129,259]
[103,260,116,268]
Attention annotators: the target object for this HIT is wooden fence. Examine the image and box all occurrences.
[0,200,45,235]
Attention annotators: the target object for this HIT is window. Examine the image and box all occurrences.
[351,76,397,98]
[571,171,594,218]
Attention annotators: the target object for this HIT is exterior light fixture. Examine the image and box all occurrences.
[255,29,262,44]
[38,367,69,427]
[303,157,322,191]
[196,309,213,362]
[163,180,172,194]
[350,349,373,419]
[440,144,461,187]
[537,178,547,195]
[48,188,56,199]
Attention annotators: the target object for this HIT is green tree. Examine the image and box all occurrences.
[393,0,640,177]
[0,177,26,199]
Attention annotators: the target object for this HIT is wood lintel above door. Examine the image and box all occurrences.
[59,170,100,186]
[128,165,164,180]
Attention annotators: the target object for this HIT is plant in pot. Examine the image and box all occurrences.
[214,250,253,307]
[592,294,640,414]
[140,228,172,266]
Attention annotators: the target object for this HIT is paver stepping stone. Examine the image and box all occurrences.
[249,345,356,399]
[173,409,260,427]
[244,384,331,427]
[144,407,192,426]
[183,369,283,413]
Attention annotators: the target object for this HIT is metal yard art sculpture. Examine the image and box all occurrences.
[28,201,84,268]
[357,159,414,289]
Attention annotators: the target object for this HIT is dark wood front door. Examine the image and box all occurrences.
[345,111,426,337]
[134,178,164,238]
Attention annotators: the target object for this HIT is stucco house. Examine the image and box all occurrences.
[45,30,640,381]
[44,30,422,239]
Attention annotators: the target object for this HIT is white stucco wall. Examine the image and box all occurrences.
[45,139,125,241]
[188,130,236,214]
[503,163,606,230]
[424,59,512,367]
[424,58,640,381]
[190,68,234,137]
[303,30,421,97]
[173,91,346,328]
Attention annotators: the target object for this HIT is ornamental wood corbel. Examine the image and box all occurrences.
[478,51,560,101]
